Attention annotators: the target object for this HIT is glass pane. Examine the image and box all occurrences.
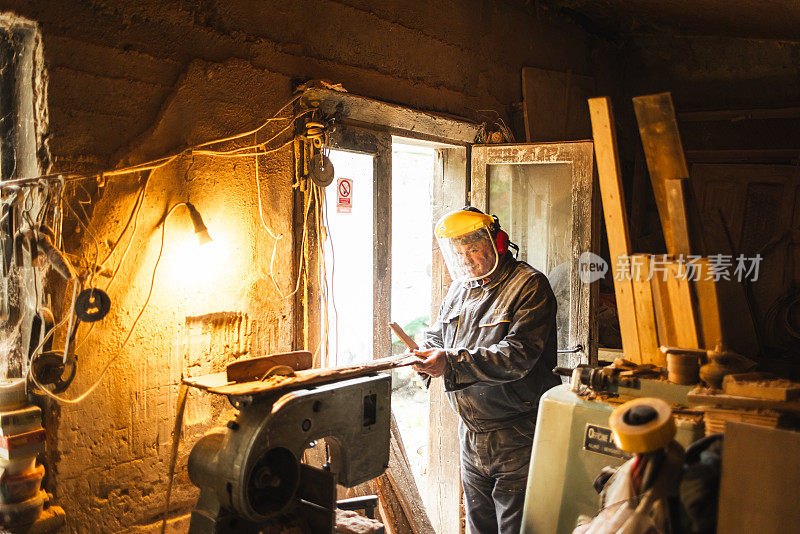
[324,150,374,366]
[390,139,435,507]
[488,163,573,349]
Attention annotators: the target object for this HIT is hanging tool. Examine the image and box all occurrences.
[0,195,16,323]
[28,308,55,357]
[0,198,16,277]
[27,307,77,394]
[35,225,74,279]
[30,351,76,394]
[14,223,75,279]
[299,119,335,188]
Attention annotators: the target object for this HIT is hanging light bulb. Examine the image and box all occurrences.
[185,202,213,245]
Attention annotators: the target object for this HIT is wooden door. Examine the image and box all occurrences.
[428,145,468,533]
[471,142,598,367]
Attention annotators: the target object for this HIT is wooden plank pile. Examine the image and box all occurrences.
[589,93,759,372]
[702,407,785,435]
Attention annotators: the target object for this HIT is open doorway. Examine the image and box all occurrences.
[321,109,471,530]
[389,138,437,503]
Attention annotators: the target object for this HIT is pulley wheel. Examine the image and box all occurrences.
[309,155,334,187]
[246,447,300,517]
[75,288,111,322]
[31,350,77,394]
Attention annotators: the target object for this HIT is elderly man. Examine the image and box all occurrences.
[413,207,560,534]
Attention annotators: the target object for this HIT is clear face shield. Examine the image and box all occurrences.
[437,227,499,283]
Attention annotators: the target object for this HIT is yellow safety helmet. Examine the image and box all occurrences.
[435,208,500,282]
[435,209,495,238]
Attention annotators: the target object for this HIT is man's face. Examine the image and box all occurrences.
[452,236,496,279]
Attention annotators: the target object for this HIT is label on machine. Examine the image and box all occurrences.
[583,424,632,459]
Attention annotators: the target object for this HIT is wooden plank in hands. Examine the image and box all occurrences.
[210,355,420,397]
[389,322,420,351]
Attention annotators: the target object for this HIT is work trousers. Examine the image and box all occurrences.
[459,419,536,534]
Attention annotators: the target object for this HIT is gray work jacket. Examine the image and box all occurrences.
[426,253,560,432]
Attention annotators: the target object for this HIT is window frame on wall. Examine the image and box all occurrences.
[326,125,393,360]
[303,88,482,362]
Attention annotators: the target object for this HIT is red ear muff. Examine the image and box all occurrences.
[496,230,510,255]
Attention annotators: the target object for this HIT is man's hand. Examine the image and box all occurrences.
[411,348,450,378]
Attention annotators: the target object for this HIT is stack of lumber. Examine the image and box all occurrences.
[589,93,758,368]
[723,373,800,401]
[703,408,785,436]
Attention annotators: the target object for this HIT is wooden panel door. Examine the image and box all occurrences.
[471,142,598,368]
[428,146,468,533]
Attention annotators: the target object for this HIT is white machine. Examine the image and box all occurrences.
[521,367,704,534]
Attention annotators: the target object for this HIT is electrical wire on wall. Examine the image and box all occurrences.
[320,185,339,369]
[0,93,306,192]
[300,119,339,369]
[252,117,314,302]
[313,184,329,368]
[71,171,149,351]
[30,202,194,404]
[314,177,340,369]
[9,93,330,404]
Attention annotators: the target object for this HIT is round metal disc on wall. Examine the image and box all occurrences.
[309,155,335,187]
[31,350,77,394]
[75,288,111,322]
